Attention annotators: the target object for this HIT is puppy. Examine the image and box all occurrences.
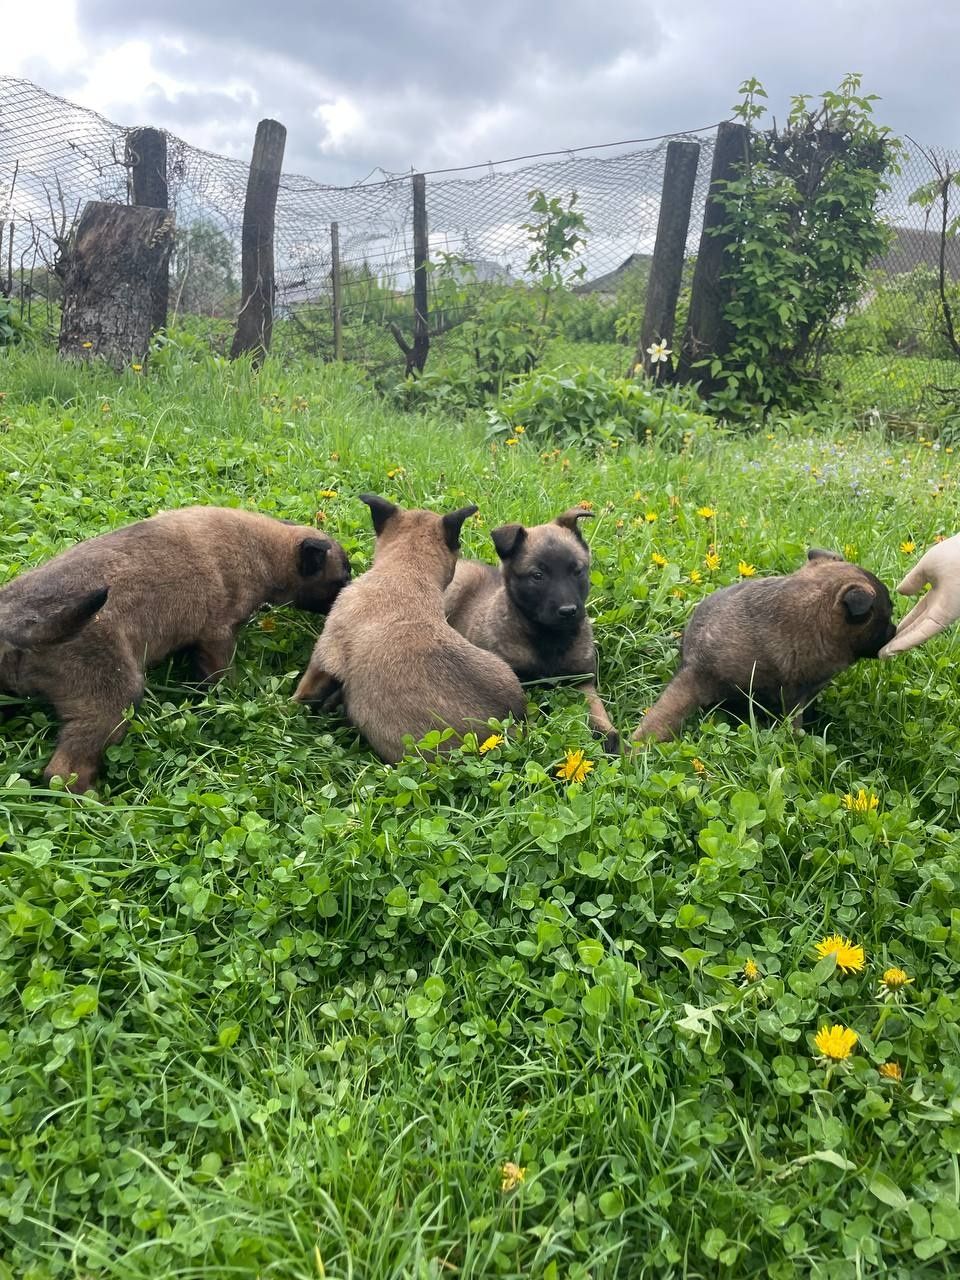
[633,549,895,742]
[0,507,351,792]
[293,495,526,763]
[444,507,618,752]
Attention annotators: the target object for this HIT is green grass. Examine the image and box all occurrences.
[1,341,960,1277]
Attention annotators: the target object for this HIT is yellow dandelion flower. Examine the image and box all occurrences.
[814,934,866,973]
[651,552,668,568]
[615,519,624,529]
[691,757,707,775]
[814,1024,858,1062]
[500,1162,526,1192]
[577,500,594,510]
[688,569,702,584]
[878,1061,903,1082]
[843,544,857,561]
[671,587,685,598]
[259,616,277,632]
[696,506,717,519]
[742,958,760,982]
[645,511,658,523]
[131,363,143,373]
[881,966,912,990]
[387,467,405,479]
[505,437,519,446]
[560,458,570,470]
[900,540,916,554]
[81,341,93,349]
[556,750,594,784]
[843,790,879,813]
[738,560,756,577]
[633,490,645,502]
[514,425,525,434]
[318,489,338,499]
[935,533,947,542]
[479,733,504,755]
[329,451,340,461]
[705,550,721,571]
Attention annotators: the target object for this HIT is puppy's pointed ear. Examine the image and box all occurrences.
[554,507,595,542]
[359,494,399,536]
[297,536,329,577]
[807,547,845,563]
[0,585,108,650]
[491,523,527,561]
[441,504,479,552]
[839,581,876,622]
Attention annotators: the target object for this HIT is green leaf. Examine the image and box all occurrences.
[867,1172,908,1210]
[598,1189,624,1219]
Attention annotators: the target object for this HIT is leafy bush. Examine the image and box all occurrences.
[834,266,960,360]
[495,363,716,448]
[0,295,26,347]
[708,74,899,412]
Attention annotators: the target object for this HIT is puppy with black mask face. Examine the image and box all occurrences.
[444,508,618,752]
[633,548,896,743]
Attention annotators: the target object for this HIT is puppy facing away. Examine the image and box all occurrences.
[633,549,895,742]
[293,495,527,763]
[444,508,618,752]
[0,507,351,792]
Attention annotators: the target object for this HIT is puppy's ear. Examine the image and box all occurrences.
[441,504,479,552]
[491,523,527,561]
[297,537,329,577]
[807,547,845,563]
[839,581,876,622]
[359,494,399,536]
[554,507,595,542]
[0,585,109,650]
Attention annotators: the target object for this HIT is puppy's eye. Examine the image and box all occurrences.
[530,569,545,582]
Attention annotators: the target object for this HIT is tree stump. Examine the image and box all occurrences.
[58,200,175,370]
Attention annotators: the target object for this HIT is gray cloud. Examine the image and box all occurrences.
[27,1,960,185]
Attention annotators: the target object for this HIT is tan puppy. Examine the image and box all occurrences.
[444,508,618,752]
[293,494,526,762]
[0,507,351,791]
[634,549,896,742]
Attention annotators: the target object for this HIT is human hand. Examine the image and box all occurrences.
[880,533,960,656]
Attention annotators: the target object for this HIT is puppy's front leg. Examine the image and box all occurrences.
[632,667,705,743]
[582,680,620,754]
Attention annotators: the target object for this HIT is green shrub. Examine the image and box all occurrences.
[495,363,716,448]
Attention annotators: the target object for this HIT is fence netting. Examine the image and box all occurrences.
[1,75,959,411]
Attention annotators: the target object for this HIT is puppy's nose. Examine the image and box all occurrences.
[557,604,578,619]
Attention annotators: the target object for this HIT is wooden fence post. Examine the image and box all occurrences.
[677,120,749,386]
[411,173,429,374]
[330,220,343,361]
[635,138,701,377]
[230,118,286,366]
[125,127,169,333]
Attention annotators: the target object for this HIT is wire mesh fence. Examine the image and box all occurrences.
[1,75,959,411]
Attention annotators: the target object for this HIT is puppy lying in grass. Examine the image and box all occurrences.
[0,507,351,792]
[444,507,618,752]
[633,548,895,742]
[294,495,527,762]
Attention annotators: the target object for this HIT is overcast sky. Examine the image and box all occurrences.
[6,1,958,185]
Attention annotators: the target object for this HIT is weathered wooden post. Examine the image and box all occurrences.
[410,172,429,374]
[230,118,286,365]
[677,120,749,387]
[634,139,701,377]
[58,200,175,370]
[125,127,169,333]
[330,220,343,361]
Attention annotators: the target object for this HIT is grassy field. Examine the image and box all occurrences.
[1,342,960,1277]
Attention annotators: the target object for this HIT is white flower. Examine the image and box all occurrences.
[646,341,672,364]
